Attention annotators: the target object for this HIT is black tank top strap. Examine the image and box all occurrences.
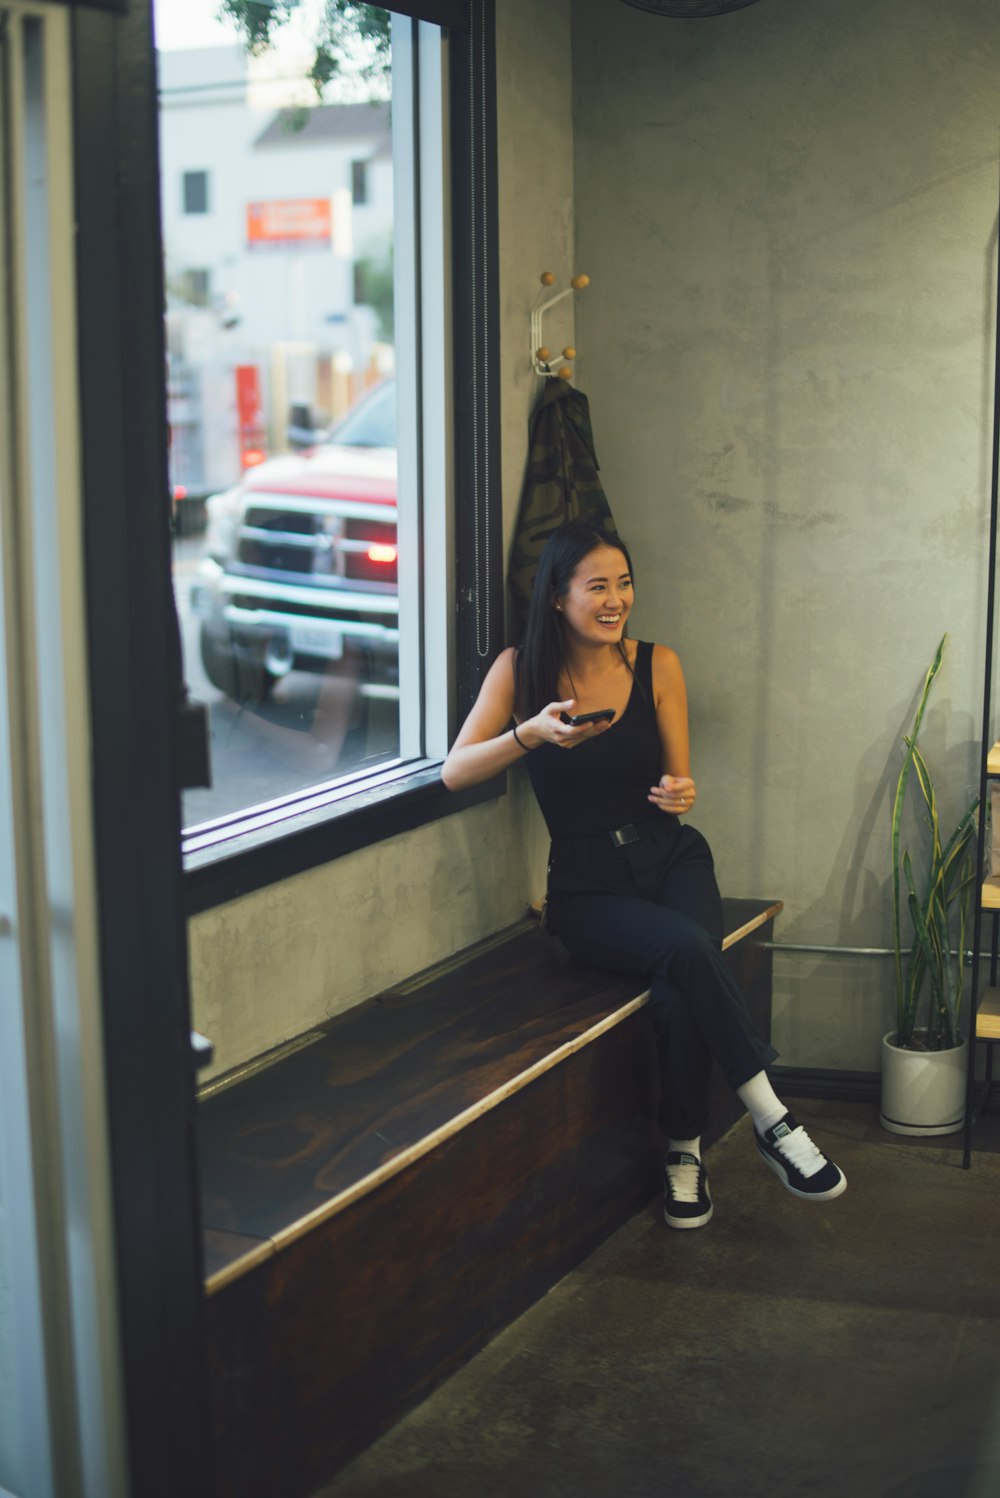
[634,639,654,705]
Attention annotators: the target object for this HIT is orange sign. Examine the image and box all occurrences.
[246,198,332,246]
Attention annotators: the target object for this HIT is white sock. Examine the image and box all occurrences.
[736,1071,787,1137]
[667,1136,701,1161]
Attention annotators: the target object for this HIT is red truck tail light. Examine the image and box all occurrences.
[343,518,397,583]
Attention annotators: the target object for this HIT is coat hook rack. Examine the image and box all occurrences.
[531,270,590,378]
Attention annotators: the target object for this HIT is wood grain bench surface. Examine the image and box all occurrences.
[199,899,781,1292]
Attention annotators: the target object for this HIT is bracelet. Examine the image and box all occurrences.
[512,724,532,752]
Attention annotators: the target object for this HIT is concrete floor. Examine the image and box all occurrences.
[315,1100,1000,1498]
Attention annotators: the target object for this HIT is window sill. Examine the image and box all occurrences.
[182,760,506,916]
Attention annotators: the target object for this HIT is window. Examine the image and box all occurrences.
[182,169,209,215]
[159,2,499,911]
[180,268,211,306]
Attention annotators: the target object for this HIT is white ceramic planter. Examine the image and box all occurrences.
[880,1031,968,1136]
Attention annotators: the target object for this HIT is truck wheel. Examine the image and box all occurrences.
[200,626,274,704]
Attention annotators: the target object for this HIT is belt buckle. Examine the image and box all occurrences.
[610,823,639,848]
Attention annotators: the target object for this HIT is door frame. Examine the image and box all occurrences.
[70,2,212,1492]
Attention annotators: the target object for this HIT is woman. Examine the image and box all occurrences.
[442,521,846,1229]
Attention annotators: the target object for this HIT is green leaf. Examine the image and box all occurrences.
[891,637,946,1039]
[889,635,978,1048]
[221,1,392,91]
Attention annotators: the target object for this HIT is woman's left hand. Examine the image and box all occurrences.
[649,774,696,816]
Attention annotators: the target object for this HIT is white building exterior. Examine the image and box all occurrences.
[157,46,393,494]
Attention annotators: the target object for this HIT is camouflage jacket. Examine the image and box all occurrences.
[507,380,619,634]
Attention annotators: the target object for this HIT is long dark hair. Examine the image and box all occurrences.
[514,521,635,718]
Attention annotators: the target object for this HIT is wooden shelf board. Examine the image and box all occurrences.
[988,742,1000,776]
[983,876,1000,910]
[978,987,1000,1041]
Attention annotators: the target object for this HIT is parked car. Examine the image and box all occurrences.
[192,380,398,704]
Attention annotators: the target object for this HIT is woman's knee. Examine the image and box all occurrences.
[649,916,715,976]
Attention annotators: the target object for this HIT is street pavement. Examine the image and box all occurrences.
[172,535,399,829]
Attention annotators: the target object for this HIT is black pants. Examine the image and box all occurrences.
[546,817,778,1139]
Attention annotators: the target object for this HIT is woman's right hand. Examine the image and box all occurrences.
[519,700,614,750]
[442,656,611,791]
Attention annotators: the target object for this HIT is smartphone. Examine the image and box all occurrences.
[560,708,616,727]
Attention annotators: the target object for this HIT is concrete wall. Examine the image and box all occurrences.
[189,0,565,1081]
[571,0,998,1068]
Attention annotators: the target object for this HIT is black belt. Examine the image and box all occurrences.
[609,822,646,847]
[552,817,662,857]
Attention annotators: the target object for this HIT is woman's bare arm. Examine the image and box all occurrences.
[441,650,526,790]
[441,647,611,792]
[647,644,697,815]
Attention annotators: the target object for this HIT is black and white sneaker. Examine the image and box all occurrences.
[663,1151,713,1229]
[756,1113,847,1201]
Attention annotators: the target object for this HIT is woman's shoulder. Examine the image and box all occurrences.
[484,645,518,687]
[481,646,520,705]
[646,642,685,699]
[627,639,681,668]
[460,646,518,731]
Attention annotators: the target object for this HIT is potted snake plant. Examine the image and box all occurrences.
[882,634,978,1136]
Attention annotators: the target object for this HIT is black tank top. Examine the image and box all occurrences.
[524,640,664,839]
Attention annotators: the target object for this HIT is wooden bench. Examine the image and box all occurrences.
[200,897,781,1498]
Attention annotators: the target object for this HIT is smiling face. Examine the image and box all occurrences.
[555,543,634,647]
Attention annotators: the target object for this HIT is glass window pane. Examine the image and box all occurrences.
[182,168,208,214]
[157,6,406,832]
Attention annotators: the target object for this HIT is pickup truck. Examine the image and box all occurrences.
[192,381,398,705]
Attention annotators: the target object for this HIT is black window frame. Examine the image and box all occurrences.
[181,167,208,215]
[351,156,368,204]
[181,0,502,918]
